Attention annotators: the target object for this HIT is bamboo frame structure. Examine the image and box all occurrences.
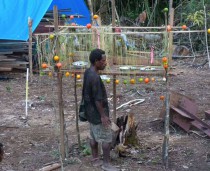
[34,3,208,168]
[35,23,169,165]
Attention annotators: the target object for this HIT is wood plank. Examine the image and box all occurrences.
[0,61,28,67]
[0,52,13,55]
[0,58,16,62]
[171,105,192,119]
[0,55,8,59]
[0,61,28,65]
[0,67,12,71]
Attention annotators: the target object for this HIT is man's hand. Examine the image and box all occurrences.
[101,115,111,127]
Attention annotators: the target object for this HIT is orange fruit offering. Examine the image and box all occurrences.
[144,78,150,84]
[160,95,165,100]
[130,79,135,84]
[115,79,120,84]
[48,72,52,77]
[167,25,172,32]
[182,25,187,30]
[163,63,168,69]
[56,62,62,68]
[53,55,59,62]
[93,15,99,19]
[65,72,70,77]
[208,29,210,34]
[70,15,74,19]
[162,57,168,63]
[41,63,47,69]
[86,23,92,29]
[76,74,81,79]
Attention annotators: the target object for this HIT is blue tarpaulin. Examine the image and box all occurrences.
[0,0,53,41]
[48,0,91,26]
[0,0,90,41]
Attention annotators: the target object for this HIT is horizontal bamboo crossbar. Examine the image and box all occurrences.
[34,30,206,36]
[44,25,166,29]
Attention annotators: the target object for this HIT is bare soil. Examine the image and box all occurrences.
[0,57,210,171]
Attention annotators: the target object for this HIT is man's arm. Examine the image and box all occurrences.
[95,101,110,127]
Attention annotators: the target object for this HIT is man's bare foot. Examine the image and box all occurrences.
[91,158,103,167]
[101,164,120,171]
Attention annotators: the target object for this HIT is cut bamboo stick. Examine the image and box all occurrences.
[38,163,61,171]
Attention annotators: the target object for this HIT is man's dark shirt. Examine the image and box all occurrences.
[83,68,109,124]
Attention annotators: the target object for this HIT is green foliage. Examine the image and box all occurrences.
[6,85,12,93]
[185,10,205,27]
[81,143,91,156]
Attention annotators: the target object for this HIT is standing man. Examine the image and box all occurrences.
[82,49,119,171]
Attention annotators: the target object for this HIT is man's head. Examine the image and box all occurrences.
[89,49,107,70]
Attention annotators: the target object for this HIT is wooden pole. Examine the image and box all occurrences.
[204,5,210,68]
[28,17,33,80]
[74,74,81,148]
[113,75,116,123]
[162,69,170,168]
[87,0,93,24]
[112,0,116,64]
[53,5,65,160]
[162,7,173,169]
[168,8,174,65]
[111,0,117,123]
[169,0,173,21]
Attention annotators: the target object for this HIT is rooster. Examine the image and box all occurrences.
[135,11,147,25]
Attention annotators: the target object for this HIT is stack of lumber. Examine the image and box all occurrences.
[0,40,30,72]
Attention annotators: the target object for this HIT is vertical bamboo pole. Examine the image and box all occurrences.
[162,69,170,168]
[168,9,174,65]
[112,0,117,123]
[87,0,96,48]
[87,0,93,24]
[53,5,65,160]
[162,6,173,170]
[28,17,33,80]
[113,75,116,124]
[25,68,29,119]
[168,0,173,27]
[74,74,81,148]
[204,5,210,68]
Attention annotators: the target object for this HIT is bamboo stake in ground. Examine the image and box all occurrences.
[74,74,81,148]
[112,75,117,124]
[53,5,65,160]
[25,68,29,119]
[203,5,210,68]
[111,0,117,124]
[168,8,174,65]
[162,69,170,169]
[162,8,171,168]
[28,17,33,80]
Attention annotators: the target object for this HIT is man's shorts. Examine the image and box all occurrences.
[89,123,112,143]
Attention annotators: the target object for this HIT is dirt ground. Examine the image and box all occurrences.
[0,57,210,171]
